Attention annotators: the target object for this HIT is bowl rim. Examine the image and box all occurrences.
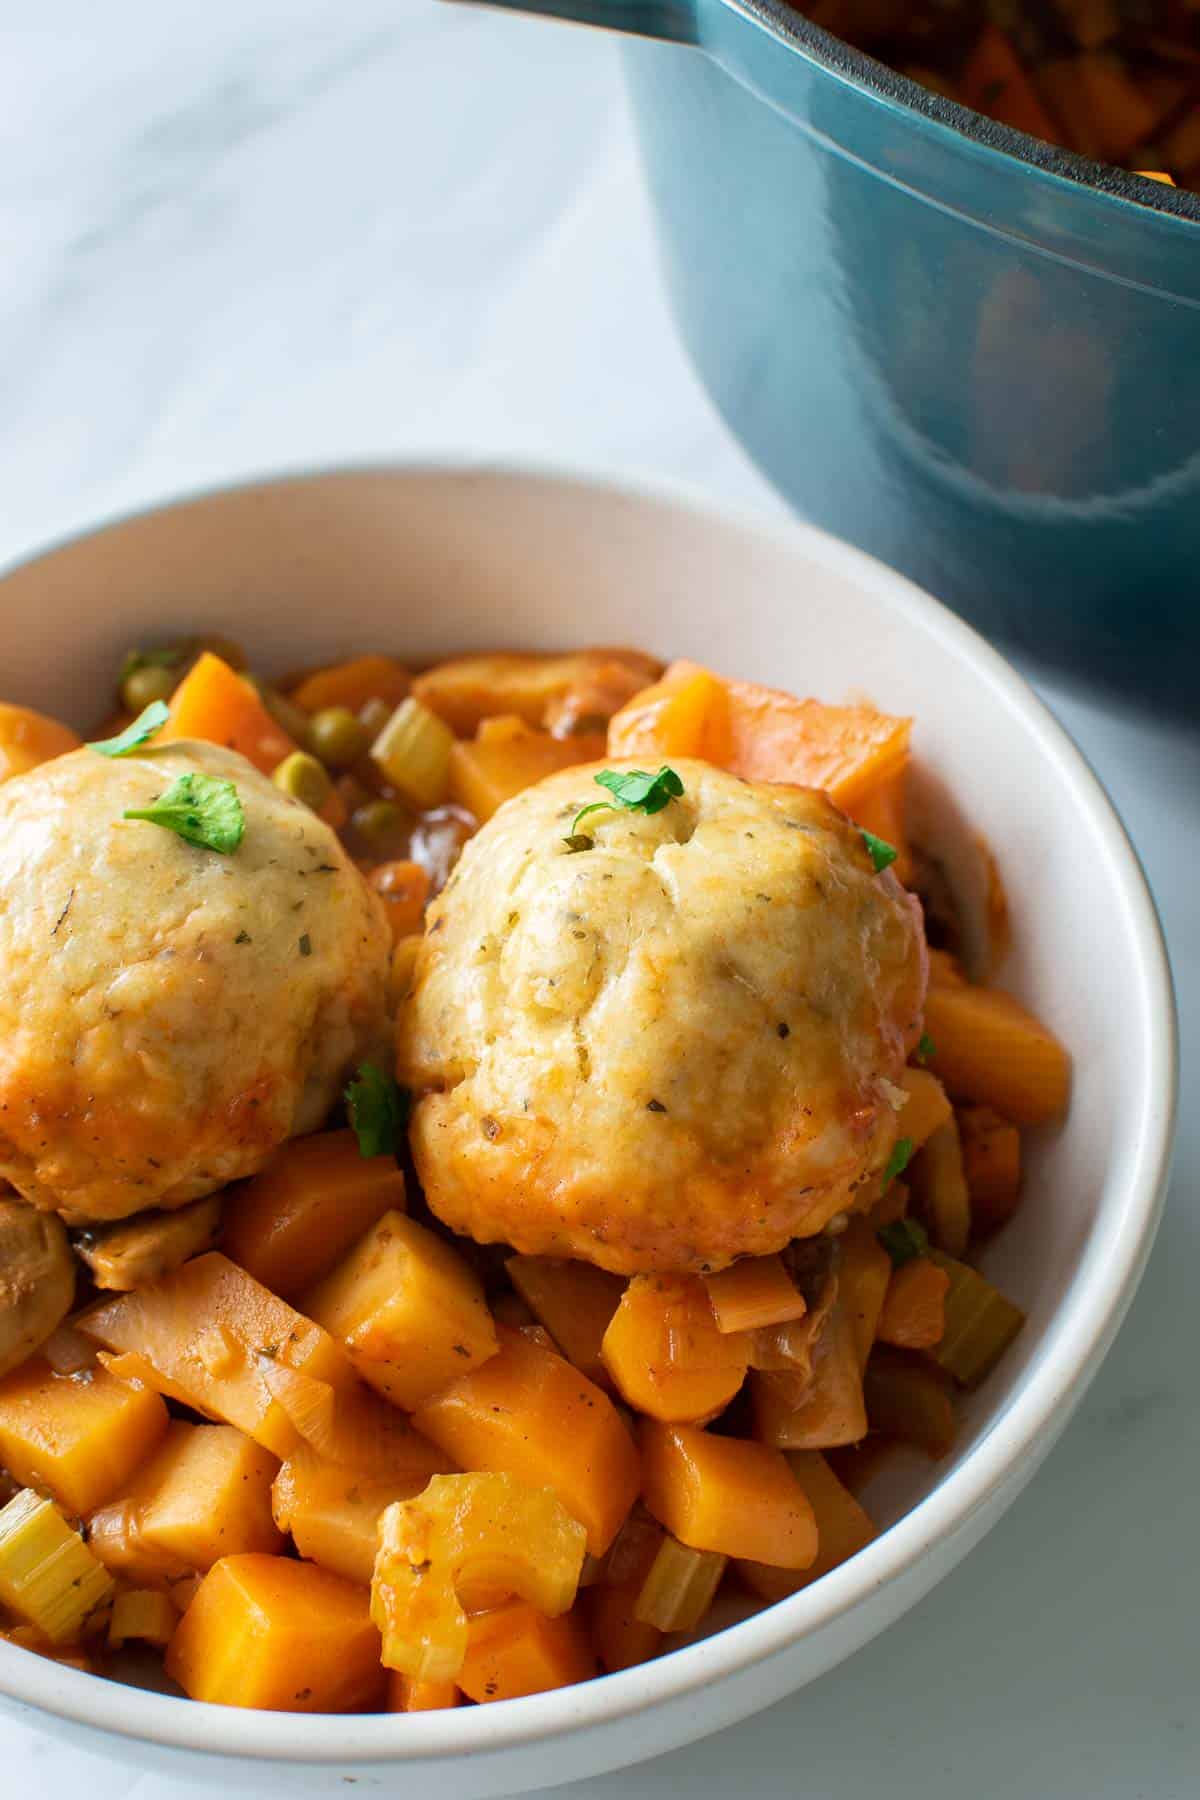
[0,460,1178,1767]
[698,0,1200,236]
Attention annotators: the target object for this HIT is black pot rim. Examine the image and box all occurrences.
[723,0,1200,229]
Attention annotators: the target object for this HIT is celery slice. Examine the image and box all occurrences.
[927,1251,1024,1387]
[633,1535,726,1633]
[0,1489,114,1644]
[371,697,454,809]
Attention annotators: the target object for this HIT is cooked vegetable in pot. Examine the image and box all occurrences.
[0,637,1068,1708]
[799,0,1200,191]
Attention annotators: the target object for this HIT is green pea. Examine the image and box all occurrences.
[353,799,407,853]
[309,706,368,769]
[120,663,178,714]
[273,751,334,814]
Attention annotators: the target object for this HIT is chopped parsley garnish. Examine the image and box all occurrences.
[123,771,245,853]
[916,1032,936,1064]
[881,1135,914,1191]
[568,765,684,840]
[345,1062,408,1158]
[87,699,170,758]
[877,1216,929,1267]
[860,828,898,874]
[119,645,187,682]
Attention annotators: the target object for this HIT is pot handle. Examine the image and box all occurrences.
[451,0,699,44]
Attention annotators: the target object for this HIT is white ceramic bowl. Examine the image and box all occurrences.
[0,467,1176,1797]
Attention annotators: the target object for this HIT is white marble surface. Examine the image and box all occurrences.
[1,4,1196,1796]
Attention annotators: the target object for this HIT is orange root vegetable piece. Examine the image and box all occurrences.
[587,1579,662,1672]
[702,1256,807,1335]
[851,763,912,885]
[863,1350,958,1457]
[80,1253,357,1458]
[291,655,411,716]
[387,1670,461,1711]
[0,702,80,783]
[838,1222,893,1372]
[505,1256,624,1386]
[304,1212,498,1411]
[162,651,295,771]
[957,1105,1022,1233]
[908,1116,972,1259]
[928,949,967,988]
[751,1297,866,1450]
[89,1421,281,1586]
[641,1423,817,1570]
[413,650,661,736]
[222,1131,407,1301]
[898,1067,953,1153]
[922,983,1070,1125]
[606,662,733,763]
[458,1599,597,1702]
[166,1553,384,1712]
[0,1358,167,1515]
[447,719,605,822]
[273,1446,438,1587]
[372,1472,586,1681]
[632,1534,726,1633]
[413,1329,639,1555]
[601,1274,750,1425]
[877,1259,949,1351]
[369,860,431,942]
[723,678,911,815]
[161,652,345,826]
[737,1449,877,1602]
[926,1251,1025,1387]
[962,26,1060,140]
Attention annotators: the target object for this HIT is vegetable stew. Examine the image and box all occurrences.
[801,0,1200,190]
[0,637,1069,1711]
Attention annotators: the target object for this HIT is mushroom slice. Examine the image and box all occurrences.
[74,1196,222,1292]
[0,1200,76,1379]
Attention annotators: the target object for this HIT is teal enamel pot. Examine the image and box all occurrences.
[482,0,1200,715]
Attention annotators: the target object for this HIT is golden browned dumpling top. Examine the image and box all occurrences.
[400,758,926,1274]
[0,741,391,1223]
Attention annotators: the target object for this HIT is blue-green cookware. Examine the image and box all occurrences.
[473,0,1200,715]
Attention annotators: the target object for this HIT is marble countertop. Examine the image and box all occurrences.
[2,4,1195,1797]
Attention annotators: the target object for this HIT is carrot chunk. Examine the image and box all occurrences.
[702,1256,807,1335]
[161,652,344,825]
[89,1421,281,1586]
[222,1130,407,1300]
[387,1671,460,1711]
[457,1600,596,1702]
[957,1105,1022,1233]
[166,1553,384,1711]
[0,1358,168,1515]
[291,655,411,716]
[601,1274,750,1425]
[641,1423,817,1570]
[923,984,1070,1124]
[877,1259,950,1351]
[738,1449,877,1601]
[305,1212,498,1411]
[413,1329,639,1555]
[505,1256,624,1387]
